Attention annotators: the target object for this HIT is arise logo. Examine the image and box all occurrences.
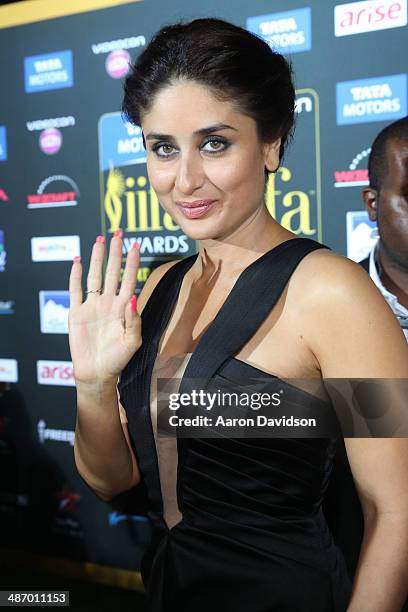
[335,0,407,36]
[37,360,75,386]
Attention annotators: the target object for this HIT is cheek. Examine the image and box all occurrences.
[206,153,263,193]
[146,160,174,195]
[379,198,408,235]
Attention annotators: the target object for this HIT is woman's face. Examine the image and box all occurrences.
[141,79,280,241]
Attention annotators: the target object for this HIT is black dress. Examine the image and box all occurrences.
[118,237,353,612]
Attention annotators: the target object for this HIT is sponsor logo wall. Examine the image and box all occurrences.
[0,0,406,586]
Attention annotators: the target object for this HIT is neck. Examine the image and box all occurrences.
[195,205,293,276]
[377,242,408,308]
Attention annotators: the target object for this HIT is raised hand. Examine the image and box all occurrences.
[68,230,142,386]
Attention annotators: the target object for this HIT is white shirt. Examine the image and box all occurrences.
[368,241,408,341]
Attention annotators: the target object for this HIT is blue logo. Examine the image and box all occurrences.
[0,300,14,315]
[346,210,378,262]
[98,112,146,172]
[24,50,73,93]
[108,511,148,526]
[0,126,7,161]
[337,74,407,125]
[247,8,312,54]
[39,291,69,333]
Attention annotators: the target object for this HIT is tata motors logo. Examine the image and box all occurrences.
[39,291,69,334]
[335,0,407,36]
[99,113,146,168]
[0,358,18,383]
[37,361,75,387]
[31,235,80,262]
[0,126,7,161]
[24,50,73,93]
[334,147,371,187]
[336,74,407,124]
[247,7,312,54]
[27,175,79,209]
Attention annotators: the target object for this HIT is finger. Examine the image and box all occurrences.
[103,230,124,295]
[86,236,105,298]
[119,242,141,300]
[124,296,142,351]
[69,256,83,308]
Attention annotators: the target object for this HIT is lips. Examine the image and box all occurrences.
[176,200,216,208]
[176,200,217,219]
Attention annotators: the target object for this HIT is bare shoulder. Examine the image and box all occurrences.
[137,259,182,314]
[288,246,408,377]
[290,246,384,306]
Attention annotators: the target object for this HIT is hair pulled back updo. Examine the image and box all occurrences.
[122,17,296,174]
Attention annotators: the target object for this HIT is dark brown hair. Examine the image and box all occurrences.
[122,17,296,175]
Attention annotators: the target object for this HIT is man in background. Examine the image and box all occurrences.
[360,116,408,340]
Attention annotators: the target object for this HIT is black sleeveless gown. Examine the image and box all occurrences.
[118,237,353,612]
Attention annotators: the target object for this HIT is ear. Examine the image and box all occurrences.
[263,138,281,173]
[361,187,378,222]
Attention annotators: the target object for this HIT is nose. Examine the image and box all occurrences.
[175,151,205,194]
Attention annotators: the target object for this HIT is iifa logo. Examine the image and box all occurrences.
[247,7,312,54]
[336,74,407,124]
[24,50,73,93]
[335,0,407,36]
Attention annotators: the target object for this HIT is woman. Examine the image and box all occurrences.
[69,18,408,612]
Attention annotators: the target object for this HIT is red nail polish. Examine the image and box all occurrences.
[73,256,81,263]
[132,241,140,250]
[114,229,123,238]
[131,294,137,313]
[96,235,105,243]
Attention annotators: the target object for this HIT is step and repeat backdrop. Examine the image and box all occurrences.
[0,0,407,589]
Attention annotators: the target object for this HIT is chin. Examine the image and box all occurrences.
[177,222,224,242]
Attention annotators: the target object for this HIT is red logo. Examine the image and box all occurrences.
[27,175,79,209]
[56,484,81,514]
[334,148,370,188]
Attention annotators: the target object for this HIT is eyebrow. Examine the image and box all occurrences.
[145,123,238,141]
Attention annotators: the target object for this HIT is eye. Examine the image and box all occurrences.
[202,137,229,153]
[151,143,176,158]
